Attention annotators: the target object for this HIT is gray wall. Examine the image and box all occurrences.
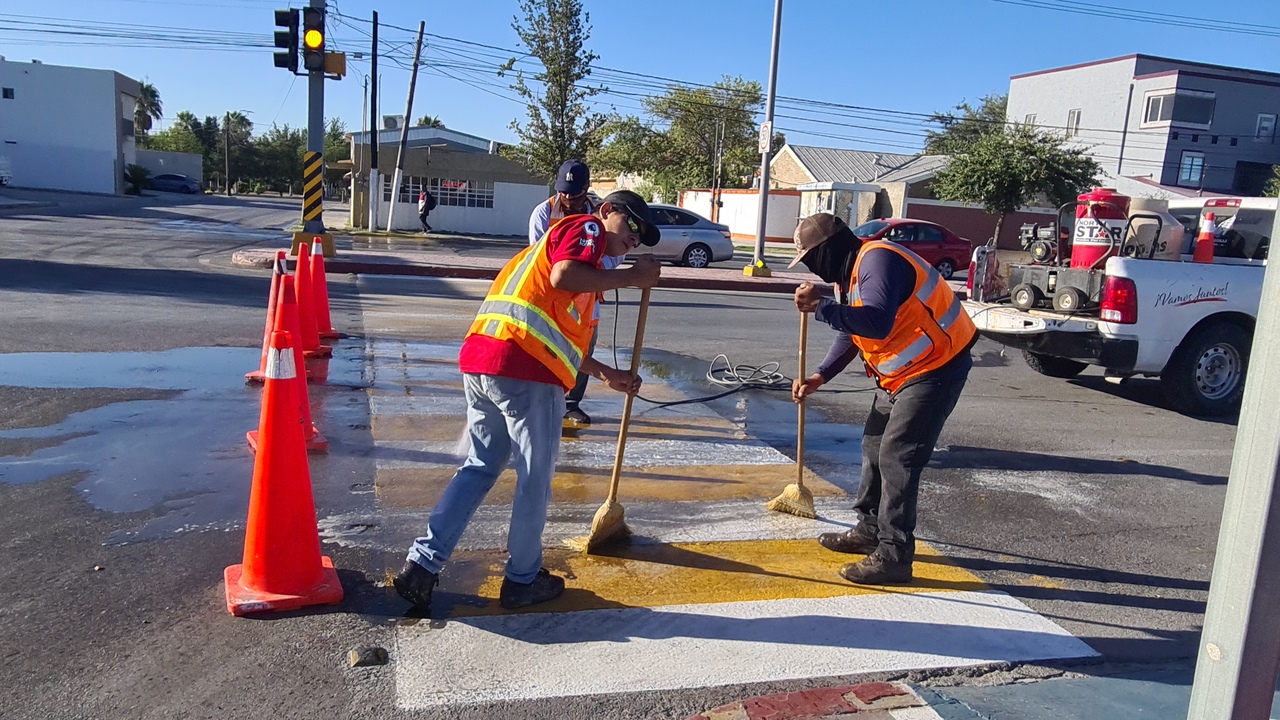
[136,149,203,184]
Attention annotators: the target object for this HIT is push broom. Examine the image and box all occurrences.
[766,310,817,519]
[582,286,652,552]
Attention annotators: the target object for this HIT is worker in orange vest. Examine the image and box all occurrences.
[395,190,662,611]
[790,213,977,585]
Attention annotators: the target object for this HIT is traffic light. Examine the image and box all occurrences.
[273,9,298,72]
[302,7,325,73]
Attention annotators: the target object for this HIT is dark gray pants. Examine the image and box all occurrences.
[853,349,971,564]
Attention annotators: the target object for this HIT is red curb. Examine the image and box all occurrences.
[688,681,925,720]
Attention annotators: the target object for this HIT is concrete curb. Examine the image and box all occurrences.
[688,681,930,719]
[231,248,816,295]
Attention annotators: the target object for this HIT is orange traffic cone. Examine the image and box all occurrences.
[310,237,340,341]
[1193,212,1217,264]
[295,243,331,359]
[224,329,343,616]
[249,275,329,454]
[246,251,288,384]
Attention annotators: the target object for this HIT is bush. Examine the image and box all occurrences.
[123,164,151,195]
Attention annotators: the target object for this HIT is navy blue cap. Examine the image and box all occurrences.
[554,159,590,195]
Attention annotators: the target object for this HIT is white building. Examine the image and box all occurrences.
[0,57,141,195]
[348,127,551,237]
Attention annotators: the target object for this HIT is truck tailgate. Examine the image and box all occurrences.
[963,301,1099,335]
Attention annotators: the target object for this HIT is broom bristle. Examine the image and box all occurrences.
[579,500,630,552]
[766,483,817,519]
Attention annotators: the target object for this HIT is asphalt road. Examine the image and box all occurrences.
[0,192,1237,719]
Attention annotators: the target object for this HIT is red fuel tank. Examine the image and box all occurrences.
[1071,188,1130,269]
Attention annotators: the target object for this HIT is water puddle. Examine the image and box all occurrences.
[157,219,284,240]
[0,343,367,544]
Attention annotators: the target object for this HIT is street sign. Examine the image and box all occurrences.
[758,121,772,154]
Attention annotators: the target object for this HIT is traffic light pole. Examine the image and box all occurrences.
[301,0,326,236]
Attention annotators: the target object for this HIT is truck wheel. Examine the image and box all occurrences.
[1161,323,1250,417]
[1022,350,1088,378]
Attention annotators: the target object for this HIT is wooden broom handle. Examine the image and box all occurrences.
[605,287,651,505]
[797,311,808,488]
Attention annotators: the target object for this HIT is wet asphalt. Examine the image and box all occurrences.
[0,192,1240,718]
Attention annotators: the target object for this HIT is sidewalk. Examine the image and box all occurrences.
[231,232,968,297]
[688,665,1280,719]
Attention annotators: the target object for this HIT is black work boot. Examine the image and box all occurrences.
[818,527,879,554]
[393,560,438,610]
[838,552,913,585]
[563,405,591,427]
[499,568,566,609]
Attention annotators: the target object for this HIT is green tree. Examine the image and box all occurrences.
[212,111,254,192]
[924,93,1007,155]
[146,124,204,156]
[931,123,1102,241]
[253,124,306,194]
[322,117,348,166]
[415,114,445,128]
[592,76,779,202]
[503,0,606,183]
[134,81,163,143]
[1266,165,1280,197]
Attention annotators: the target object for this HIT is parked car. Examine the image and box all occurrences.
[148,173,201,194]
[851,218,974,279]
[628,204,735,268]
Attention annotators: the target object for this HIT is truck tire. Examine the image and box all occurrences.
[1161,323,1250,417]
[1022,350,1088,378]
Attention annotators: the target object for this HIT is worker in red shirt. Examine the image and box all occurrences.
[394,190,662,611]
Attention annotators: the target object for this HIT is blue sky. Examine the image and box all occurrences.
[3,0,1276,153]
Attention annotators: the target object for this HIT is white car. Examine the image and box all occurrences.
[628,204,736,268]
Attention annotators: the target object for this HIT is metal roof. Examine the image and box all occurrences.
[786,145,917,183]
[874,154,951,183]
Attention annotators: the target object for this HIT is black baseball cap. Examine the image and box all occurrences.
[603,190,661,246]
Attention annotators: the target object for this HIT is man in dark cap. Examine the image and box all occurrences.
[789,213,977,585]
[394,190,661,612]
[528,159,625,427]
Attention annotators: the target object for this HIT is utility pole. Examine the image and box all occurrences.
[747,0,783,277]
[712,118,725,224]
[385,21,425,234]
[1186,206,1280,718]
[354,72,367,228]
[224,113,231,196]
[367,10,379,232]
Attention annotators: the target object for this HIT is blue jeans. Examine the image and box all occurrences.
[406,373,566,584]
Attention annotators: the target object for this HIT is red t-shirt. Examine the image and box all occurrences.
[458,215,606,386]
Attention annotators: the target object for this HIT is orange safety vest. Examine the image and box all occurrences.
[846,241,976,394]
[548,194,597,223]
[467,216,599,390]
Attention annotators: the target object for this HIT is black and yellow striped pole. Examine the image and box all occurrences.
[290,0,334,258]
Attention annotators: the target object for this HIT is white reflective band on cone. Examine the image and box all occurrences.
[266,347,298,380]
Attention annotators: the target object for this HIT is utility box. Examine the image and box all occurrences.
[796,181,880,225]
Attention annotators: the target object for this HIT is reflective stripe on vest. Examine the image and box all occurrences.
[474,297,583,376]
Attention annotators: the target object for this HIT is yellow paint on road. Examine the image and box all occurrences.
[433,540,987,617]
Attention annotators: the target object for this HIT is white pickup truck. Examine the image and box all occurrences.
[964,196,1276,417]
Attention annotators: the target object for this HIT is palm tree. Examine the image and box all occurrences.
[134,82,163,141]
[414,114,445,128]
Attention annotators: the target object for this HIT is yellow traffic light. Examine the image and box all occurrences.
[304,29,323,49]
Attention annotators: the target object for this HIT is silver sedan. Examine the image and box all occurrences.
[630,204,736,268]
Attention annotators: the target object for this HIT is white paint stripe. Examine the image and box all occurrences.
[393,591,1098,708]
[374,438,795,469]
[891,707,947,720]
[320,498,863,552]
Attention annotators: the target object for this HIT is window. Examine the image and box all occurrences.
[382,176,495,209]
[1178,151,1205,187]
[1066,109,1082,138]
[1,87,13,100]
[666,209,700,226]
[886,224,917,243]
[121,118,135,137]
[1257,113,1277,143]
[1024,113,1037,126]
[1142,90,1215,128]
[916,225,944,242]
